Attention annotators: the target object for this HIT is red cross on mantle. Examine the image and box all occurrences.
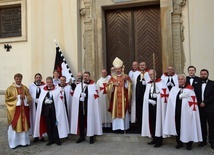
[161,88,169,103]
[188,96,197,111]
[94,90,99,99]
[70,92,74,96]
[100,83,107,94]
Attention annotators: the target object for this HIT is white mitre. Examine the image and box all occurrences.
[112,57,123,68]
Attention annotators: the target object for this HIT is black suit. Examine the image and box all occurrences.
[186,76,200,89]
[194,79,214,145]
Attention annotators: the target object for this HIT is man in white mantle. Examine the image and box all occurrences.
[70,71,102,144]
[34,77,69,146]
[97,69,112,127]
[56,76,73,127]
[29,73,46,142]
[164,74,202,150]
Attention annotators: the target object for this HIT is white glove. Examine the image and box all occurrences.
[152,93,158,98]
[148,99,156,106]
[124,81,128,89]
[81,93,86,97]
[23,98,29,106]
[35,99,39,103]
[16,95,21,106]
[45,97,52,104]
[80,96,85,102]
[179,93,188,99]
[142,80,146,85]
[167,82,173,86]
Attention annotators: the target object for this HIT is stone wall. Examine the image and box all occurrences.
[0,91,7,123]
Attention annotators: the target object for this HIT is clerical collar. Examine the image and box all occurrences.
[15,83,21,88]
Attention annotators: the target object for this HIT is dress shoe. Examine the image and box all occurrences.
[89,136,94,144]
[198,142,206,147]
[40,137,45,142]
[76,137,85,143]
[211,144,214,149]
[33,137,39,143]
[175,143,183,149]
[186,146,192,150]
[56,142,61,146]
[46,142,54,146]
[154,143,162,148]
[116,130,124,134]
[147,140,156,145]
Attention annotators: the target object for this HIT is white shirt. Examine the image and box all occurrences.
[201,81,207,101]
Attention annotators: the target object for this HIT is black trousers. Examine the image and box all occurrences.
[78,101,87,138]
[199,107,214,145]
[149,103,163,144]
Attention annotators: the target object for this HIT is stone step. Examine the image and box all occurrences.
[70,133,175,143]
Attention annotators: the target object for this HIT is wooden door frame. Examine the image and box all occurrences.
[80,0,186,80]
[105,5,162,75]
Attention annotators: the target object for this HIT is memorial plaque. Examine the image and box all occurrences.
[0,6,21,38]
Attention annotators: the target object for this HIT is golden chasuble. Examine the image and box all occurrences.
[5,83,32,132]
[106,74,132,119]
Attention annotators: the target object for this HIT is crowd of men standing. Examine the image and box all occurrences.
[4,57,214,151]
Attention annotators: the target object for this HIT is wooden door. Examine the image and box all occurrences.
[105,5,162,76]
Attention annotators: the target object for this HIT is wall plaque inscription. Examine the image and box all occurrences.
[0,6,21,38]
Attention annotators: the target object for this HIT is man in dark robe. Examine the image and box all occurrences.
[130,62,150,131]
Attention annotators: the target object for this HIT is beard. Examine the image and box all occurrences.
[201,77,208,81]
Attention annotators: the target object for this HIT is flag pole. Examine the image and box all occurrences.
[153,53,156,93]
[81,75,85,115]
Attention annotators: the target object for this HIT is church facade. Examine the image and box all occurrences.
[0,0,214,121]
